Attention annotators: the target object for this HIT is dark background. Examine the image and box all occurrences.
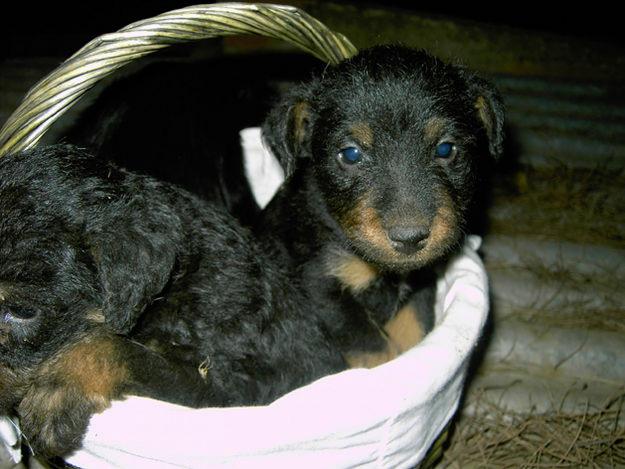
[2,1,624,59]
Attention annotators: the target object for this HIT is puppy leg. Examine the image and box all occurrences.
[345,285,436,369]
[339,307,403,369]
[18,331,208,458]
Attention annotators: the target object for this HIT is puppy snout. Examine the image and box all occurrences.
[387,225,429,254]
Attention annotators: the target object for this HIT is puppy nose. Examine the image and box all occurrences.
[387,225,429,254]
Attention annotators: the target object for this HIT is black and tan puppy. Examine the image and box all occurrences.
[0,44,503,458]
[62,53,323,227]
[261,45,504,366]
[0,145,344,457]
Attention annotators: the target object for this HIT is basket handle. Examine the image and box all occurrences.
[0,3,357,157]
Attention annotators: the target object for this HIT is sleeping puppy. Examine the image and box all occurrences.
[260,45,504,366]
[0,145,344,457]
[61,53,323,227]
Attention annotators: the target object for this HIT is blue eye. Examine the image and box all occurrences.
[338,146,362,165]
[435,142,456,159]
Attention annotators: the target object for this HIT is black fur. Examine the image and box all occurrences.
[0,44,504,458]
[61,53,324,227]
[0,145,344,457]
[260,45,504,360]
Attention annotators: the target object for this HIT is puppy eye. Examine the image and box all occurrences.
[337,146,363,165]
[1,304,39,321]
[434,142,457,159]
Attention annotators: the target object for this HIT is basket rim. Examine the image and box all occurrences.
[0,2,357,157]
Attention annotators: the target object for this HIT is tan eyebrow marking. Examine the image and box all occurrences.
[349,122,374,148]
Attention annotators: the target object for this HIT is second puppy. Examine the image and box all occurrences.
[0,145,344,457]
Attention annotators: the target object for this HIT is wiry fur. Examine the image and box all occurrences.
[0,145,344,457]
[260,45,504,362]
[0,44,504,458]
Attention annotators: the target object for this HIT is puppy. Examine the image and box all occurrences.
[260,45,504,367]
[0,145,344,457]
[0,44,503,457]
[61,53,323,227]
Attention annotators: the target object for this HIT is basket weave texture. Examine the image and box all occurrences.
[0,3,356,157]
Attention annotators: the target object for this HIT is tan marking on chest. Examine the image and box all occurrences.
[327,252,378,293]
[384,303,425,353]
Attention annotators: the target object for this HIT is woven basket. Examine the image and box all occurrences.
[0,3,356,157]
[0,4,458,468]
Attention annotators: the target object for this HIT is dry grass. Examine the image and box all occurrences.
[439,164,625,468]
[510,306,625,334]
[486,253,624,333]
[486,163,625,329]
[441,392,625,468]
[488,261,624,333]
[489,164,625,247]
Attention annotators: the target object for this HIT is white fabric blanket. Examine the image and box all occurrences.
[1,128,489,468]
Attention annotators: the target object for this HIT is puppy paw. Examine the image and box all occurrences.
[18,334,127,457]
[0,365,26,414]
[18,383,107,457]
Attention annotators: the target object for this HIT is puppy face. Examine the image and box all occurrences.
[0,200,100,411]
[263,45,504,272]
[0,237,99,343]
[0,146,178,410]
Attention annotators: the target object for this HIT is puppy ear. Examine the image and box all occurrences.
[262,82,318,178]
[465,74,506,159]
[88,215,178,334]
